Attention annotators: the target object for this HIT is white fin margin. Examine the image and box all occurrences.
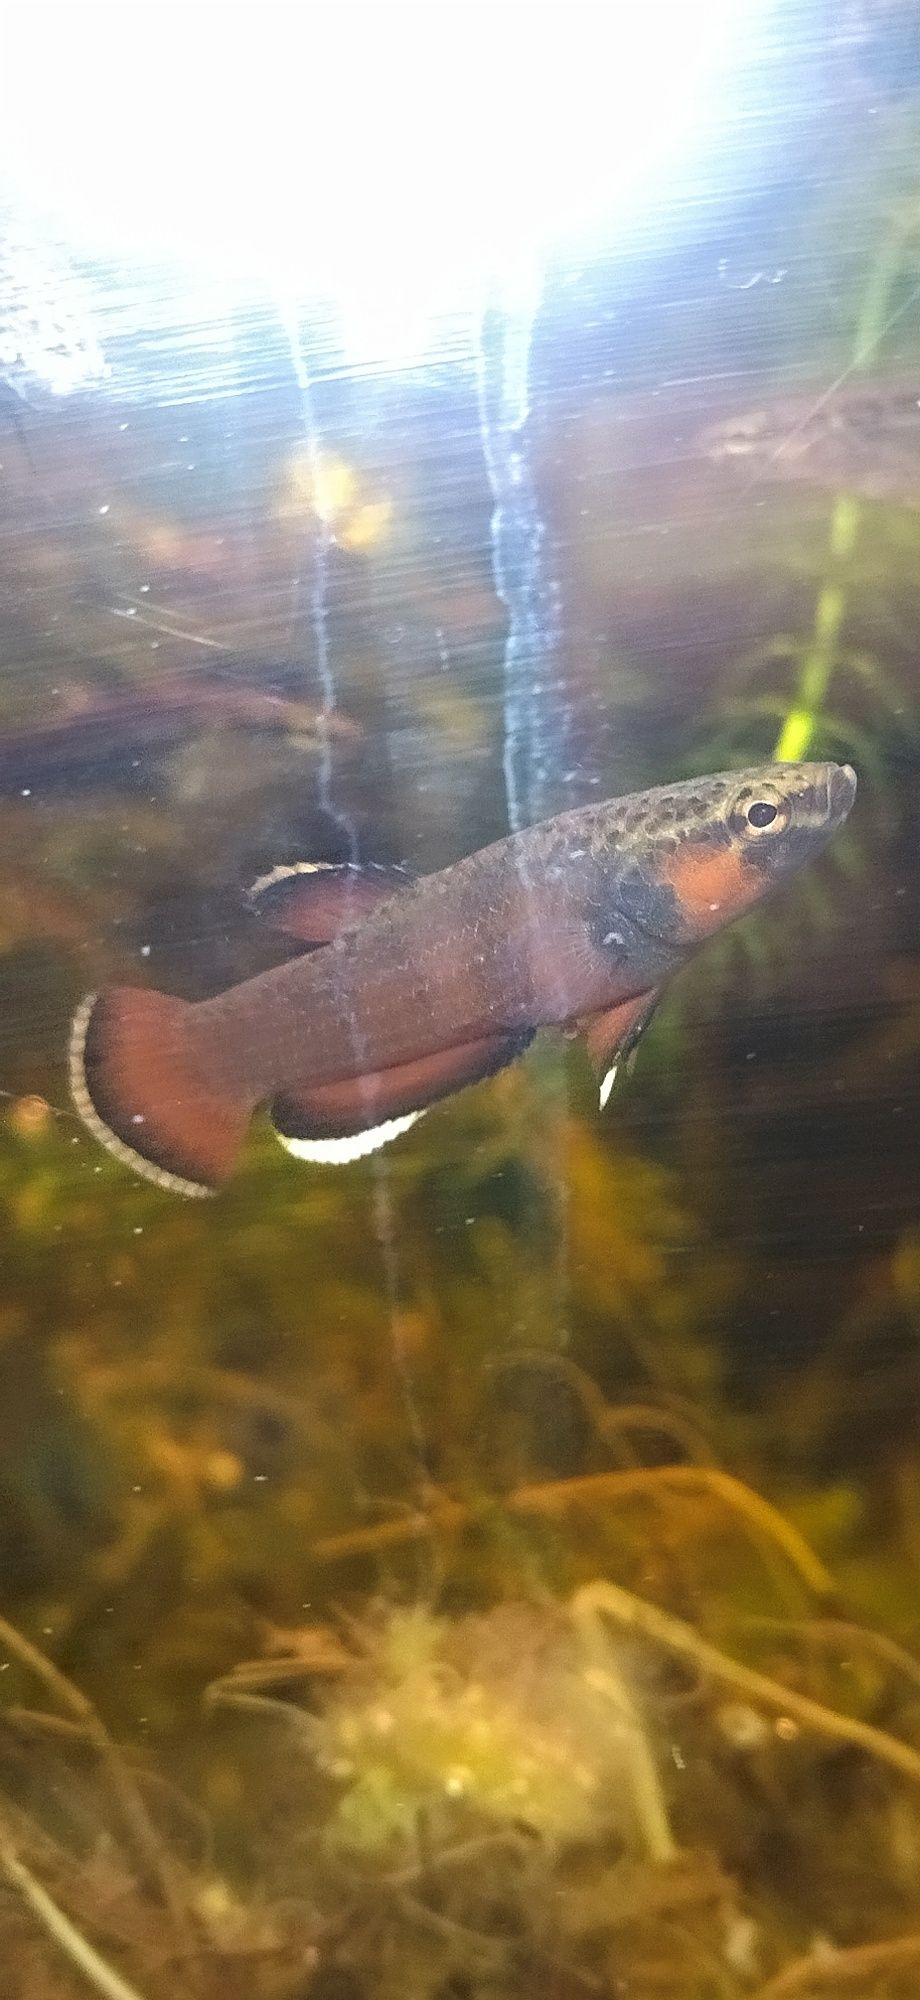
[68,994,214,1200]
[248,859,410,903]
[598,1064,618,1111]
[276,1109,424,1166]
[247,860,339,901]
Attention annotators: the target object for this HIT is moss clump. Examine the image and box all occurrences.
[311,1601,655,1856]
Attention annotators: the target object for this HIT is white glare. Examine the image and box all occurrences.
[0,4,770,365]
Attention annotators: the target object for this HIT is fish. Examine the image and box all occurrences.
[698,376,920,510]
[0,668,360,798]
[68,761,857,1198]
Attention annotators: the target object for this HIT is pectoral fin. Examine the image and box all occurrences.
[577,989,661,1110]
[272,1028,534,1165]
[247,860,413,945]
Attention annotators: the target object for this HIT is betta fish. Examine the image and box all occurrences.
[69,761,856,1197]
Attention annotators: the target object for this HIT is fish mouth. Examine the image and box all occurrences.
[827,762,857,822]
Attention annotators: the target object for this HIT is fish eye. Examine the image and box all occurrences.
[728,787,791,839]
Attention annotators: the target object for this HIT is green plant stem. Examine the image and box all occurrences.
[774,215,913,761]
[775,508,859,760]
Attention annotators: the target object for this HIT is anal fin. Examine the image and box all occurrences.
[277,1111,425,1166]
[272,1028,534,1166]
[577,989,661,1110]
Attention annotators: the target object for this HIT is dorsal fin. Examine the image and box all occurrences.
[246,860,413,946]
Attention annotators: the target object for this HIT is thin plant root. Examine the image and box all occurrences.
[204,1686,319,1731]
[0,1833,150,2000]
[740,1615,920,1698]
[0,1613,189,1943]
[513,1468,836,1601]
[753,1931,920,1998]
[598,1402,717,1467]
[397,1891,510,1971]
[571,1582,920,1790]
[381,1829,537,1890]
[312,1498,469,1563]
[311,1465,836,1605]
[575,1603,677,1864]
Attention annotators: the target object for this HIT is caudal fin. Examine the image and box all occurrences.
[69,988,253,1197]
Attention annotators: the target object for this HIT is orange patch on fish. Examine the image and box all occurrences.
[659,841,752,922]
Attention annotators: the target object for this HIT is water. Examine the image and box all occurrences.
[0,13,918,1999]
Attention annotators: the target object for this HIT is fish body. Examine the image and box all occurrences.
[0,673,359,798]
[700,376,920,509]
[69,761,856,1197]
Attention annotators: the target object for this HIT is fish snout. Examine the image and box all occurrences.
[826,761,857,823]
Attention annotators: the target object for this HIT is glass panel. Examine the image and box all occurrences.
[0,7,917,1996]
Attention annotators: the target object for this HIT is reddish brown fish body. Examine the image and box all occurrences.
[69,761,855,1196]
[187,841,666,1095]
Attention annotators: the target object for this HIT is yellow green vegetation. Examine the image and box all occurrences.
[300,1600,672,1857]
[0,1066,918,1996]
[9,1422,920,1999]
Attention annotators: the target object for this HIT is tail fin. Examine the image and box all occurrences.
[69,988,253,1197]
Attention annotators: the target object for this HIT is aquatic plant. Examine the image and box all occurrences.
[291,1599,674,1862]
[205,1479,920,1998]
[770,192,918,767]
[4,1059,920,1997]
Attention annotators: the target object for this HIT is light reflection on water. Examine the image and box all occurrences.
[0,12,918,1997]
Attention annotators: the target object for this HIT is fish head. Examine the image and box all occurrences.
[699,406,773,462]
[600,761,856,959]
[698,403,825,468]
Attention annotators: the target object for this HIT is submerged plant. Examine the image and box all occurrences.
[7,1364,920,1999]
[771,191,919,767]
[299,1599,675,1863]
